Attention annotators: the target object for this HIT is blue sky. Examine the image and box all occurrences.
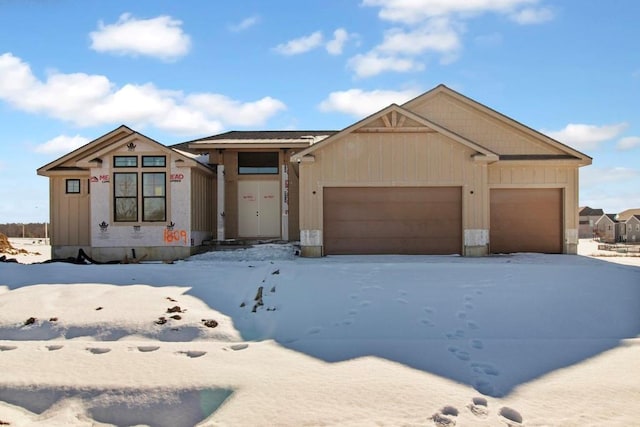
[0,0,638,223]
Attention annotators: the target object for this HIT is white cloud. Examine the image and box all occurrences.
[545,123,628,151]
[34,135,90,155]
[229,15,260,32]
[617,136,640,151]
[348,52,424,78]
[580,166,639,187]
[326,29,351,55]
[0,53,286,135]
[318,88,422,118]
[273,31,324,55]
[361,0,541,24]
[377,18,461,55]
[89,13,191,61]
[510,7,554,24]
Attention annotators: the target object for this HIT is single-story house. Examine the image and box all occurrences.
[624,215,640,243]
[594,214,621,243]
[578,206,604,238]
[37,126,217,261]
[38,84,592,261]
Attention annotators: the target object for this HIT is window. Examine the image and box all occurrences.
[114,173,138,221]
[142,156,166,167]
[238,152,279,174]
[66,179,80,194]
[142,173,166,221]
[113,155,168,223]
[636,224,640,232]
[114,156,138,167]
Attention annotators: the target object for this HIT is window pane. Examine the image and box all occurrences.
[114,156,138,167]
[66,179,80,194]
[142,156,166,167]
[115,173,137,196]
[238,152,279,175]
[143,173,165,196]
[143,198,166,221]
[115,198,137,221]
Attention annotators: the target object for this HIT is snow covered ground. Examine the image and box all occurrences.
[0,240,639,426]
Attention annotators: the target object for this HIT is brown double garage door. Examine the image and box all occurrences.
[323,187,563,255]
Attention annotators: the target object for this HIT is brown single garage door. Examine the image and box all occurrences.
[490,188,563,254]
[323,187,462,255]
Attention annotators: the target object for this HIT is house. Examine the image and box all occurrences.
[578,206,604,238]
[594,214,621,243]
[289,85,591,256]
[38,85,592,260]
[37,126,217,261]
[625,215,640,243]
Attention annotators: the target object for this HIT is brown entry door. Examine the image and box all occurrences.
[490,188,563,254]
[323,187,462,255]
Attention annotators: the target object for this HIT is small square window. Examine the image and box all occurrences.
[114,156,138,167]
[66,179,80,194]
[142,156,166,167]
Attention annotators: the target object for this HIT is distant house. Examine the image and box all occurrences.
[594,214,621,243]
[38,84,592,261]
[578,206,604,238]
[625,215,640,243]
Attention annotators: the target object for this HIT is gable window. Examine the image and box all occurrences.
[114,173,138,221]
[114,156,138,167]
[66,179,80,194]
[142,156,166,167]
[238,152,279,175]
[142,172,166,221]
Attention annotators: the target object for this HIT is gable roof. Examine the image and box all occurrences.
[596,214,618,225]
[579,206,604,216]
[37,125,212,177]
[625,214,640,224]
[616,208,640,222]
[182,130,338,151]
[402,84,592,165]
[291,103,499,163]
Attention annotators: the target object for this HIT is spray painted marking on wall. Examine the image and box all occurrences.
[163,229,188,245]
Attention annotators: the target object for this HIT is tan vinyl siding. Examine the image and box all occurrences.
[50,175,90,246]
[409,92,566,156]
[190,169,216,234]
[299,131,487,233]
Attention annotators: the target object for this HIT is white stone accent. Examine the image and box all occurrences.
[300,230,322,246]
[565,228,578,244]
[464,229,489,246]
[217,165,225,241]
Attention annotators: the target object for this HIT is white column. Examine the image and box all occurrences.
[281,163,289,241]
[217,165,225,241]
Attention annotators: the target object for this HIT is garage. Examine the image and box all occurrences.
[490,188,563,254]
[323,187,462,255]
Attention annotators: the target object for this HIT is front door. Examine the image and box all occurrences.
[238,180,280,238]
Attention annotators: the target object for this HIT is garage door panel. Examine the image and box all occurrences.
[490,188,562,254]
[324,187,462,255]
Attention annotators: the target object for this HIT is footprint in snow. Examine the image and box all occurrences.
[464,302,474,310]
[86,347,111,355]
[46,344,63,351]
[498,407,524,426]
[137,345,160,353]
[349,294,359,300]
[456,311,467,319]
[0,345,17,351]
[177,350,207,358]
[348,308,358,316]
[395,297,408,304]
[230,343,249,351]
[359,300,371,307]
[431,405,459,426]
[420,318,434,326]
[467,321,479,330]
[424,307,434,314]
[307,326,322,335]
[467,397,489,418]
[470,339,484,350]
[471,362,499,376]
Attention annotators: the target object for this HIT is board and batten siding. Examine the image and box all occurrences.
[50,174,91,253]
[190,168,216,237]
[298,130,489,256]
[406,92,567,156]
[488,163,579,253]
